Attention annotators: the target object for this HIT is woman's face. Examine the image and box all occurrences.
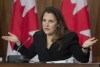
[42,12,58,36]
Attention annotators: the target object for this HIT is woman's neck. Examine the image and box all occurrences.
[46,35,53,49]
[47,35,53,40]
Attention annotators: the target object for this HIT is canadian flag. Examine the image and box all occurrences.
[7,0,39,60]
[61,0,92,62]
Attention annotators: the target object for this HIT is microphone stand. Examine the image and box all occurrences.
[7,36,33,63]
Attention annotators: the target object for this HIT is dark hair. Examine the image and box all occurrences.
[40,7,70,48]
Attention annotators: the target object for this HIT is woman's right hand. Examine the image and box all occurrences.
[1,32,21,46]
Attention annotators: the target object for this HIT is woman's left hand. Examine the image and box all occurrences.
[82,37,98,48]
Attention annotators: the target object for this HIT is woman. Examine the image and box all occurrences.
[2,7,97,63]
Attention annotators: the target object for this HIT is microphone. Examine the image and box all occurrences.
[7,36,33,63]
[17,36,33,53]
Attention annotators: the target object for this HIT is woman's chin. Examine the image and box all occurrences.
[45,32,53,36]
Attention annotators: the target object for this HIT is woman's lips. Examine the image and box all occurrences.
[44,28,50,30]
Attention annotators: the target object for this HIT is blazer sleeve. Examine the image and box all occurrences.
[70,32,90,63]
[14,32,39,59]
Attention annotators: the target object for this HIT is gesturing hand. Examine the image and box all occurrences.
[82,37,98,48]
[1,32,20,46]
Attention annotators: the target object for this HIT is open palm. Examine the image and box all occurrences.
[82,37,98,48]
[1,32,19,43]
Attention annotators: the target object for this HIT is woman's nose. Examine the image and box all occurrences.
[45,22,49,27]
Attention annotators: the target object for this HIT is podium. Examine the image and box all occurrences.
[0,63,99,67]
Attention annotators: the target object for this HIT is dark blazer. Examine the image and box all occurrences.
[14,31,90,63]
